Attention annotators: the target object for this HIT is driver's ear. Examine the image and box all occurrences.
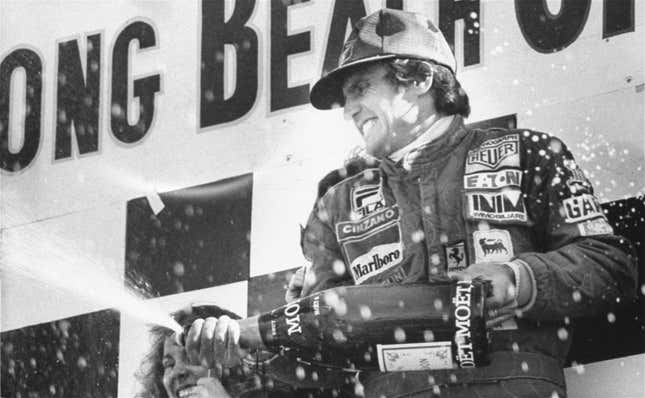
[410,73,433,96]
[401,72,433,100]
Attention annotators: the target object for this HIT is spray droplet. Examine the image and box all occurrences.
[607,312,616,323]
[332,329,347,343]
[394,327,406,343]
[557,328,569,340]
[295,365,306,380]
[521,361,529,372]
[411,230,425,243]
[333,260,346,276]
[359,305,372,320]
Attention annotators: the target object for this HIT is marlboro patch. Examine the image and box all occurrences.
[466,189,528,223]
[348,242,403,285]
[445,241,467,272]
[465,134,520,174]
[473,229,513,263]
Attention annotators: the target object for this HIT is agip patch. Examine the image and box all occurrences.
[473,229,514,263]
[466,134,520,173]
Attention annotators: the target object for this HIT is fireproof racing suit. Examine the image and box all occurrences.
[298,116,637,397]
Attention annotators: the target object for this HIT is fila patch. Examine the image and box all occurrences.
[577,217,614,236]
[351,184,385,217]
[445,241,467,272]
[473,229,514,263]
[466,134,520,173]
[466,189,528,223]
[562,194,604,223]
[349,243,403,284]
[463,169,523,190]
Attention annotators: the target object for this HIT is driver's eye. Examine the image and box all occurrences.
[162,359,174,370]
[346,80,369,99]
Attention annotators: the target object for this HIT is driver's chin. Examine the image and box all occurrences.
[365,141,391,159]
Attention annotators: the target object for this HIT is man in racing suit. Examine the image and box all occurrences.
[185,8,637,398]
[288,8,637,398]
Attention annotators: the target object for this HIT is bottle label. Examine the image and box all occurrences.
[376,342,454,371]
[452,281,476,368]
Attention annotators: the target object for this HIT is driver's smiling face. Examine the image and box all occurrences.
[162,336,209,398]
[341,63,421,159]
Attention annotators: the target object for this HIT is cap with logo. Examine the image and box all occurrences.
[309,8,457,110]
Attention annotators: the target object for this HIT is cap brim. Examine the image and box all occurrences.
[309,54,396,110]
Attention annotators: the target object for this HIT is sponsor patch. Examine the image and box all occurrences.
[562,194,604,223]
[351,184,385,217]
[465,134,520,173]
[464,169,523,190]
[445,241,467,272]
[349,242,403,285]
[577,217,614,236]
[377,342,454,371]
[466,189,528,223]
[336,206,399,241]
[473,230,514,263]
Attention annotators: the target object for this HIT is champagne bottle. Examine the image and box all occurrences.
[237,280,490,372]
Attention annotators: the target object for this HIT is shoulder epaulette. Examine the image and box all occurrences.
[317,157,378,198]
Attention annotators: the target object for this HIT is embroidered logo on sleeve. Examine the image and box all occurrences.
[445,241,467,271]
[563,160,592,194]
[351,184,385,218]
[562,194,604,223]
[466,189,528,223]
[465,134,520,173]
[464,169,522,190]
[349,243,403,284]
[473,229,514,263]
[577,217,614,236]
[336,207,403,285]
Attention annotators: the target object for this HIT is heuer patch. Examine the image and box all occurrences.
[445,241,467,272]
[351,184,386,217]
[473,229,514,263]
[577,217,614,236]
[466,189,528,223]
[463,169,522,190]
[465,134,520,173]
[562,194,604,223]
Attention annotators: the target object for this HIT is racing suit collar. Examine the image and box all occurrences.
[388,114,455,165]
[380,115,467,178]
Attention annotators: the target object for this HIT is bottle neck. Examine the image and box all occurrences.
[238,315,265,349]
